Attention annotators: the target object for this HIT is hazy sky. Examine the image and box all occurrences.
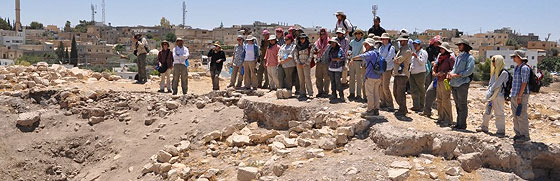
[1,0,559,41]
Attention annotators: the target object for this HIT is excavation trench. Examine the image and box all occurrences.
[239,96,560,180]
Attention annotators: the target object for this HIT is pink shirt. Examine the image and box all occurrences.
[265,44,280,67]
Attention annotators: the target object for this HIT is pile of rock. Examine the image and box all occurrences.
[0,63,121,92]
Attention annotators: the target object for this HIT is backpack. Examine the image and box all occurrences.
[521,64,541,93]
[341,19,355,36]
[501,69,512,99]
[366,51,386,76]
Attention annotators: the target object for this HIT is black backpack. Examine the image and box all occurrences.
[501,69,512,99]
[341,19,355,36]
[520,64,541,93]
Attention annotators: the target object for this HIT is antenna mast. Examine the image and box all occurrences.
[372,4,378,19]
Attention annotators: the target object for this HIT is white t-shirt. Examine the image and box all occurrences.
[244,44,256,61]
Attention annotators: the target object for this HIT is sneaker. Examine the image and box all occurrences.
[157,89,165,93]
[360,111,374,118]
[476,127,489,133]
[373,109,380,116]
[347,94,355,100]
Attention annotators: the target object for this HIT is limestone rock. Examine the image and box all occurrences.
[230,134,251,147]
[344,167,359,175]
[390,161,411,169]
[157,150,173,163]
[305,149,325,159]
[164,145,179,157]
[237,167,260,181]
[16,111,41,127]
[88,116,105,125]
[318,138,336,150]
[276,89,291,99]
[445,167,461,176]
[202,131,222,143]
[388,169,409,181]
[177,141,190,152]
[272,163,288,177]
[458,152,482,172]
[166,101,181,110]
[141,163,156,174]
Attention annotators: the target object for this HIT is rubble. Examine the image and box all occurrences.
[16,110,41,127]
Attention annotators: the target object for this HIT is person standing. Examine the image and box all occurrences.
[353,38,382,117]
[367,16,386,37]
[509,50,531,142]
[242,35,260,90]
[409,39,428,112]
[477,55,508,137]
[257,30,270,89]
[157,41,173,93]
[275,28,285,46]
[208,42,226,90]
[348,29,365,101]
[435,42,455,126]
[314,28,331,98]
[327,37,346,103]
[277,34,297,95]
[172,38,189,95]
[132,33,148,84]
[334,11,354,38]
[295,33,313,100]
[448,39,475,130]
[393,34,412,116]
[334,28,350,87]
[379,33,396,111]
[229,35,244,88]
[265,35,281,90]
[421,36,442,117]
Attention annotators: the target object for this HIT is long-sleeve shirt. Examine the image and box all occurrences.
[410,49,428,74]
[393,45,412,77]
[486,70,509,101]
[265,44,280,67]
[173,46,189,65]
[328,47,345,72]
[134,38,148,55]
[511,64,530,96]
[295,48,312,65]
[349,38,365,58]
[157,49,173,69]
[337,37,350,57]
[233,44,244,67]
[449,52,475,87]
[435,55,455,80]
[278,43,296,68]
[207,49,225,70]
[379,44,396,71]
[359,50,382,79]
[259,39,270,63]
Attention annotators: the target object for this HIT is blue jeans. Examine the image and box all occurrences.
[329,71,343,98]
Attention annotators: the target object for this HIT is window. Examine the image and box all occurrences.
[532,56,535,60]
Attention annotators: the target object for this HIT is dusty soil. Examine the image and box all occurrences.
[1,69,559,181]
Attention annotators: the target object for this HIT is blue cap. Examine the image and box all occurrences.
[413,39,422,44]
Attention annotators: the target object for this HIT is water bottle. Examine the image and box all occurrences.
[433,77,438,89]
[485,102,492,115]
[444,79,451,91]
[516,104,522,116]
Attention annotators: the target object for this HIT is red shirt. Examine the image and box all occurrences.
[265,44,280,67]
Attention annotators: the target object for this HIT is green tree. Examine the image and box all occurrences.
[506,38,520,49]
[537,57,560,72]
[165,33,177,42]
[29,21,44,29]
[74,20,94,33]
[70,36,78,66]
[64,21,72,32]
[0,17,11,30]
[474,58,492,81]
[56,42,65,61]
[114,44,125,54]
[145,33,154,39]
[160,17,171,28]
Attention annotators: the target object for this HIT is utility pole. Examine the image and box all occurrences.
[102,0,106,25]
[182,1,187,28]
[91,3,97,23]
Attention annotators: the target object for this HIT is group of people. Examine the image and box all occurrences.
[151,11,533,143]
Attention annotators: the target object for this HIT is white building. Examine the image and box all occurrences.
[0,59,15,66]
[486,49,546,69]
[0,30,26,47]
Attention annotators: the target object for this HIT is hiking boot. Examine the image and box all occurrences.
[373,109,380,116]
[347,94,355,100]
[157,89,165,93]
[360,110,374,118]
[514,135,530,143]
[452,125,467,130]
[495,132,506,138]
[476,127,489,133]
